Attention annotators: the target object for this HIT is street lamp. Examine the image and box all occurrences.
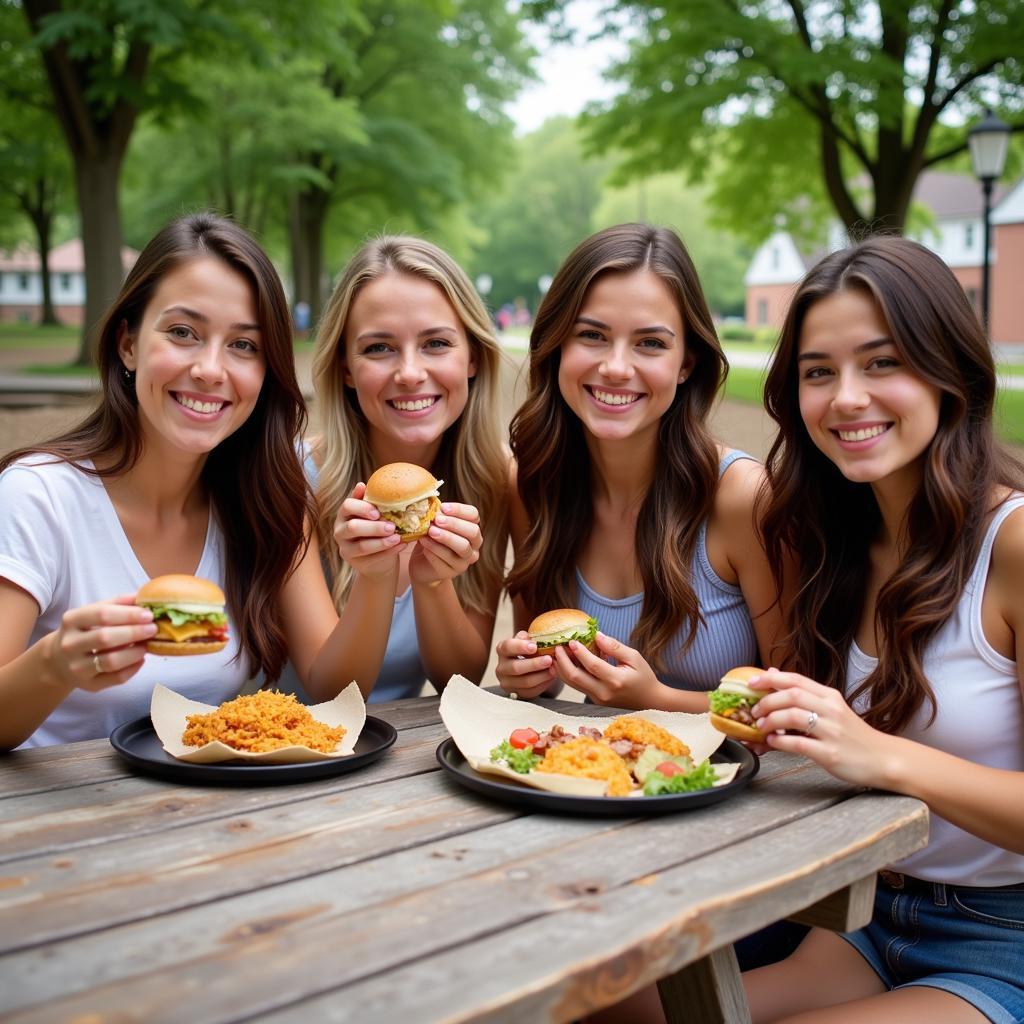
[968,109,1010,336]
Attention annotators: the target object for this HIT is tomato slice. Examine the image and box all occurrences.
[655,761,685,777]
[509,728,540,750]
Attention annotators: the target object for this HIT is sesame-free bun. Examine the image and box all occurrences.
[146,638,228,657]
[720,665,762,686]
[364,463,441,509]
[528,608,593,637]
[136,574,226,607]
[708,712,766,744]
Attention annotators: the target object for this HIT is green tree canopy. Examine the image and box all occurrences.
[575,0,1024,242]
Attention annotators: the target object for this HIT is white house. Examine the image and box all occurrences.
[0,239,137,326]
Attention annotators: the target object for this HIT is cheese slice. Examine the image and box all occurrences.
[155,620,219,643]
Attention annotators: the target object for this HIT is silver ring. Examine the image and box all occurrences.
[805,710,818,734]
[92,652,102,675]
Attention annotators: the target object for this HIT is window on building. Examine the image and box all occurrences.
[60,273,72,291]
[18,273,29,291]
[965,223,974,249]
[771,247,780,270]
[757,298,769,325]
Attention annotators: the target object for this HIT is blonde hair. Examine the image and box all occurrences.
[312,235,508,614]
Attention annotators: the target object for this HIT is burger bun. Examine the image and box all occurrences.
[364,463,441,508]
[136,573,225,607]
[146,638,228,657]
[709,712,766,744]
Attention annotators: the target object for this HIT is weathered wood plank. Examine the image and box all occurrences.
[0,756,843,953]
[250,795,926,1024]
[785,873,876,931]
[657,945,750,1024]
[0,814,626,1015]
[0,766,888,1020]
[0,721,449,861]
[0,742,132,798]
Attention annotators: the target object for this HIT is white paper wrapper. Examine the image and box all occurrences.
[150,682,367,764]
[439,675,740,797]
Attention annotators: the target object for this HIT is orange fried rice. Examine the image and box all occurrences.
[535,736,633,796]
[182,691,346,753]
[603,716,690,757]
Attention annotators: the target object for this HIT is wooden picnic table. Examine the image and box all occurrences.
[0,694,928,1024]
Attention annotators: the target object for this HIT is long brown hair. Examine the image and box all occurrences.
[506,223,727,670]
[312,235,508,614]
[761,236,1024,732]
[1,213,312,682]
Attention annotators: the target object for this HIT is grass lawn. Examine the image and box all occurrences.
[21,363,98,377]
[725,365,1024,448]
[0,323,80,348]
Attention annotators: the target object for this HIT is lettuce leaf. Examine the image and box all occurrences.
[643,759,717,795]
[147,605,228,627]
[535,617,599,648]
[708,689,751,714]
[489,740,542,774]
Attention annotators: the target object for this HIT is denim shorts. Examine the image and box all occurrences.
[839,871,1024,1024]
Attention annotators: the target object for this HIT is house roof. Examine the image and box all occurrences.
[0,238,138,273]
[911,170,1012,219]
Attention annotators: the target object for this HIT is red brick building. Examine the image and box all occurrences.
[745,172,1023,347]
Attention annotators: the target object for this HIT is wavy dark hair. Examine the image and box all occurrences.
[506,223,727,671]
[761,236,1024,732]
[0,213,313,682]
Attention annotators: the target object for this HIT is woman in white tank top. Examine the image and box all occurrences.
[733,237,1024,1024]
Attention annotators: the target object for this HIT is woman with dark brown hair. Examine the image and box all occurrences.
[495,224,778,708]
[733,236,1024,1023]
[0,213,347,749]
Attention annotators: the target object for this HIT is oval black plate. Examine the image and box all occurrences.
[110,715,397,785]
[435,736,758,816]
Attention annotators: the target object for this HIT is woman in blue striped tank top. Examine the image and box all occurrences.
[495,224,780,711]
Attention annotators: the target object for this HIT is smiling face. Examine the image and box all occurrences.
[118,256,266,461]
[556,269,692,447]
[342,271,476,461]
[797,287,942,492]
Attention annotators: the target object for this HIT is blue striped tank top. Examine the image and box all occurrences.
[574,450,759,691]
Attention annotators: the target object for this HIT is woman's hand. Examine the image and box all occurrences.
[409,502,482,586]
[551,632,666,709]
[495,630,557,699]
[43,596,157,694]
[333,482,402,579]
[748,668,901,789]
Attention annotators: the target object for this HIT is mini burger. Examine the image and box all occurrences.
[527,609,599,653]
[136,574,229,656]
[708,666,766,742]
[364,463,442,542]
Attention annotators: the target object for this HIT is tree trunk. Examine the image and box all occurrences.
[34,208,58,326]
[288,186,329,324]
[74,151,125,366]
[20,179,59,325]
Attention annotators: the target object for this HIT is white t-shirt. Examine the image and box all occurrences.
[0,456,249,748]
[847,495,1024,886]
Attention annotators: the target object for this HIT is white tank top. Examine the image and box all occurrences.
[847,495,1024,886]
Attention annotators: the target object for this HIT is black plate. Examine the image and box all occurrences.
[435,736,758,816]
[110,715,397,785]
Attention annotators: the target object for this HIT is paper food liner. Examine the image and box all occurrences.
[150,682,367,764]
[440,675,740,798]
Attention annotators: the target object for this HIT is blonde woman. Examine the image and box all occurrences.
[308,236,508,700]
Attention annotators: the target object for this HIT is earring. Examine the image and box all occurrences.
[122,366,136,388]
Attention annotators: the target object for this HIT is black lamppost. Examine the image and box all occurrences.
[968,109,1010,337]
